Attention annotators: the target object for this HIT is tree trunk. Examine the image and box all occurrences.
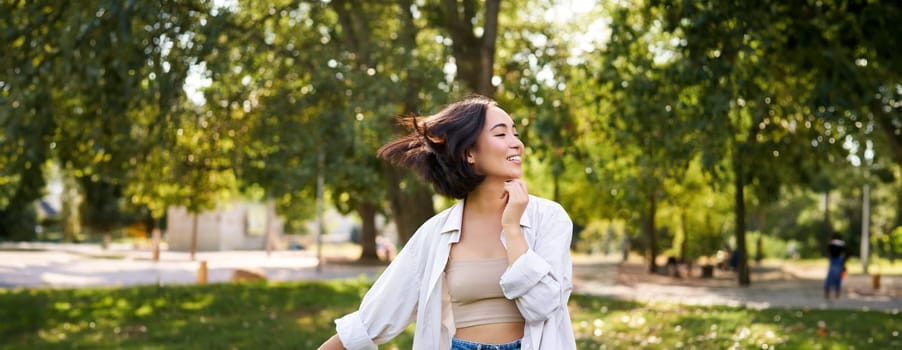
[892,181,902,263]
[896,178,902,229]
[62,173,82,242]
[80,179,122,243]
[861,183,871,274]
[190,213,198,261]
[384,166,435,247]
[733,147,751,286]
[680,210,688,263]
[152,217,161,262]
[646,192,658,274]
[889,231,897,264]
[441,0,500,97]
[755,235,763,265]
[358,201,379,261]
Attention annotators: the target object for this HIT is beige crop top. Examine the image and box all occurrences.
[445,257,525,328]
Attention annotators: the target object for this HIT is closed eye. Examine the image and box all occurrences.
[490,123,519,138]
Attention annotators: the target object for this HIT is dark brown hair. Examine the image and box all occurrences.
[377,95,497,199]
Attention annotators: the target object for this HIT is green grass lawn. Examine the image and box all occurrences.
[1,279,899,350]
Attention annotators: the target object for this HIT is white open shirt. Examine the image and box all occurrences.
[334,195,576,349]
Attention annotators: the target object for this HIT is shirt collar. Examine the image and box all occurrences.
[438,200,464,234]
[438,197,533,235]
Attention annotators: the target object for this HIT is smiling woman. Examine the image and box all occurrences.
[466,107,525,182]
[317,95,577,350]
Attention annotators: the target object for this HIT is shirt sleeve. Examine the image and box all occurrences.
[334,230,424,349]
[499,203,573,323]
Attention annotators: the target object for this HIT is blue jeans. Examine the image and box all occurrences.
[451,337,521,350]
[824,256,844,292]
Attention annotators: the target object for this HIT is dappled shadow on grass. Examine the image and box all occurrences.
[569,294,901,349]
[4,281,898,349]
[0,279,374,349]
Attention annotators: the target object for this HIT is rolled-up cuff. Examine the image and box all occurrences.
[500,249,552,298]
[334,311,378,350]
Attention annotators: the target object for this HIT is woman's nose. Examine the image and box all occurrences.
[512,137,523,148]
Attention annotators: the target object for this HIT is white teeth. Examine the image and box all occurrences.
[508,156,521,161]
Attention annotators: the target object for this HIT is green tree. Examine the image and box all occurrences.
[1,0,216,241]
[329,0,440,249]
[586,5,698,273]
[650,0,849,284]
[492,0,585,205]
[194,1,444,256]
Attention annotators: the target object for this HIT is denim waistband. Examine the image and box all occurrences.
[451,337,521,350]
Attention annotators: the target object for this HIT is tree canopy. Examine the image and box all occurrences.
[2,0,900,284]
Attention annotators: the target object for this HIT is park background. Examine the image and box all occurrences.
[1,0,901,348]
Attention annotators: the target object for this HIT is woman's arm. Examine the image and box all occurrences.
[317,227,427,349]
[500,203,573,322]
[317,335,345,350]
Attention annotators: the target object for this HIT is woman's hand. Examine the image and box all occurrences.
[501,179,529,228]
[317,335,345,350]
[501,179,529,264]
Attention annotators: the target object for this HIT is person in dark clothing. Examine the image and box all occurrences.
[824,233,846,299]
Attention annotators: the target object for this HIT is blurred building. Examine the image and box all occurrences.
[166,201,283,251]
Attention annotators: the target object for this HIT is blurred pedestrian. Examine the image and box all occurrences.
[824,232,846,299]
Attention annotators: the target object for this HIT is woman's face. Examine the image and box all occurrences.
[467,106,524,180]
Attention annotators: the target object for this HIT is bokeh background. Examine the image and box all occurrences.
[2,0,901,287]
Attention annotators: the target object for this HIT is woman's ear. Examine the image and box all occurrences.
[466,149,475,164]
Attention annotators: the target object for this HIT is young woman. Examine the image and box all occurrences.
[318,95,576,350]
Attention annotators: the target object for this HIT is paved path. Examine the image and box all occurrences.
[2,243,900,312]
[0,242,382,288]
[571,256,901,311]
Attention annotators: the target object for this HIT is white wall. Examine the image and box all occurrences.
[166,200,281,251]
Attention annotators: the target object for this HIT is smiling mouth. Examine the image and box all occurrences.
[507,156,521,161]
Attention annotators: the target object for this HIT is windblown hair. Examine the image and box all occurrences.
[377,95,496,199]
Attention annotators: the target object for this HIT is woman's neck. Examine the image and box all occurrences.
[465,178,509,215]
